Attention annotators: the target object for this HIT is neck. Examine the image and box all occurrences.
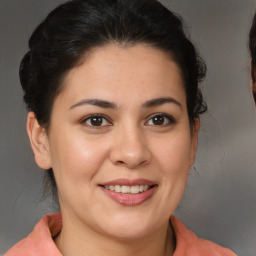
[55,217,175,256]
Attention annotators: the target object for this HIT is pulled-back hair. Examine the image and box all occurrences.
[249,12,256,101]
[20,0,207,199]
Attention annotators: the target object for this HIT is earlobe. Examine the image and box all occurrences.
[190,118,200,166]
[26,112,51,169]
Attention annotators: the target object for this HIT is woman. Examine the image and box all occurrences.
[5,0,236,255]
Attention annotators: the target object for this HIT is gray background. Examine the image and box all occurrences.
[0,0,256,255]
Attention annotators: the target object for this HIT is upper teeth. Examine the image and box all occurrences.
[104,185,150,194]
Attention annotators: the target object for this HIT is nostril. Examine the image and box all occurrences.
[116,160,125,165]
[115,159,149,168]
[140,160,149,165]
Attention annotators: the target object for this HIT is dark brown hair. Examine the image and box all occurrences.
[249,12,256,101]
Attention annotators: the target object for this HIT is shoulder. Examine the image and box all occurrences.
[171,216,237,256]
[4,213,62,256]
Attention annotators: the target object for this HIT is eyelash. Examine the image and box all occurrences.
[81,113,176,128]
[81,114,112,128]
[145,113,176,126]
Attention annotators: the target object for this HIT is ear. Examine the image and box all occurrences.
[189,118,200,166]
[26,112,52,169]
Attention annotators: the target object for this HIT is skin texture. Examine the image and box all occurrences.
[27,44,199,256]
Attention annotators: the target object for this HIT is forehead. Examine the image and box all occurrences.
[59,44,186,106]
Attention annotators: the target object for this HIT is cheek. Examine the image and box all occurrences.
[48,131,109,189]
[152,132,192,177]
[148,132,192,217]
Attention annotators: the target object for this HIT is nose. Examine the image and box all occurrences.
[109,126,151,169]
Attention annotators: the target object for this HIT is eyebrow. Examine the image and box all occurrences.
[69,97,182,110]
[142,97,182,109]
[70,99,117,109]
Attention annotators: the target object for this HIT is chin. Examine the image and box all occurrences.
[106,226,154,241]
[96,214,162,241]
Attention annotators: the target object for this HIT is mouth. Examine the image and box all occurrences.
[100,184,155,194]
[99,179,157,206]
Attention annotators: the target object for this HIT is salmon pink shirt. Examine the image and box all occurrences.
[4,213,236,256]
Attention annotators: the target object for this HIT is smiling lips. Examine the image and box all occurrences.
[104,184,151,194]
[99,179,157,206]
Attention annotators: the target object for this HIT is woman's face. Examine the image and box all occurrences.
[31,44,199,239]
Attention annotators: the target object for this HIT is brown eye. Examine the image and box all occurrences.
[90,116,103,126]
[146,114,175,126]
[83,115,110,127]
[152,116,165,125]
